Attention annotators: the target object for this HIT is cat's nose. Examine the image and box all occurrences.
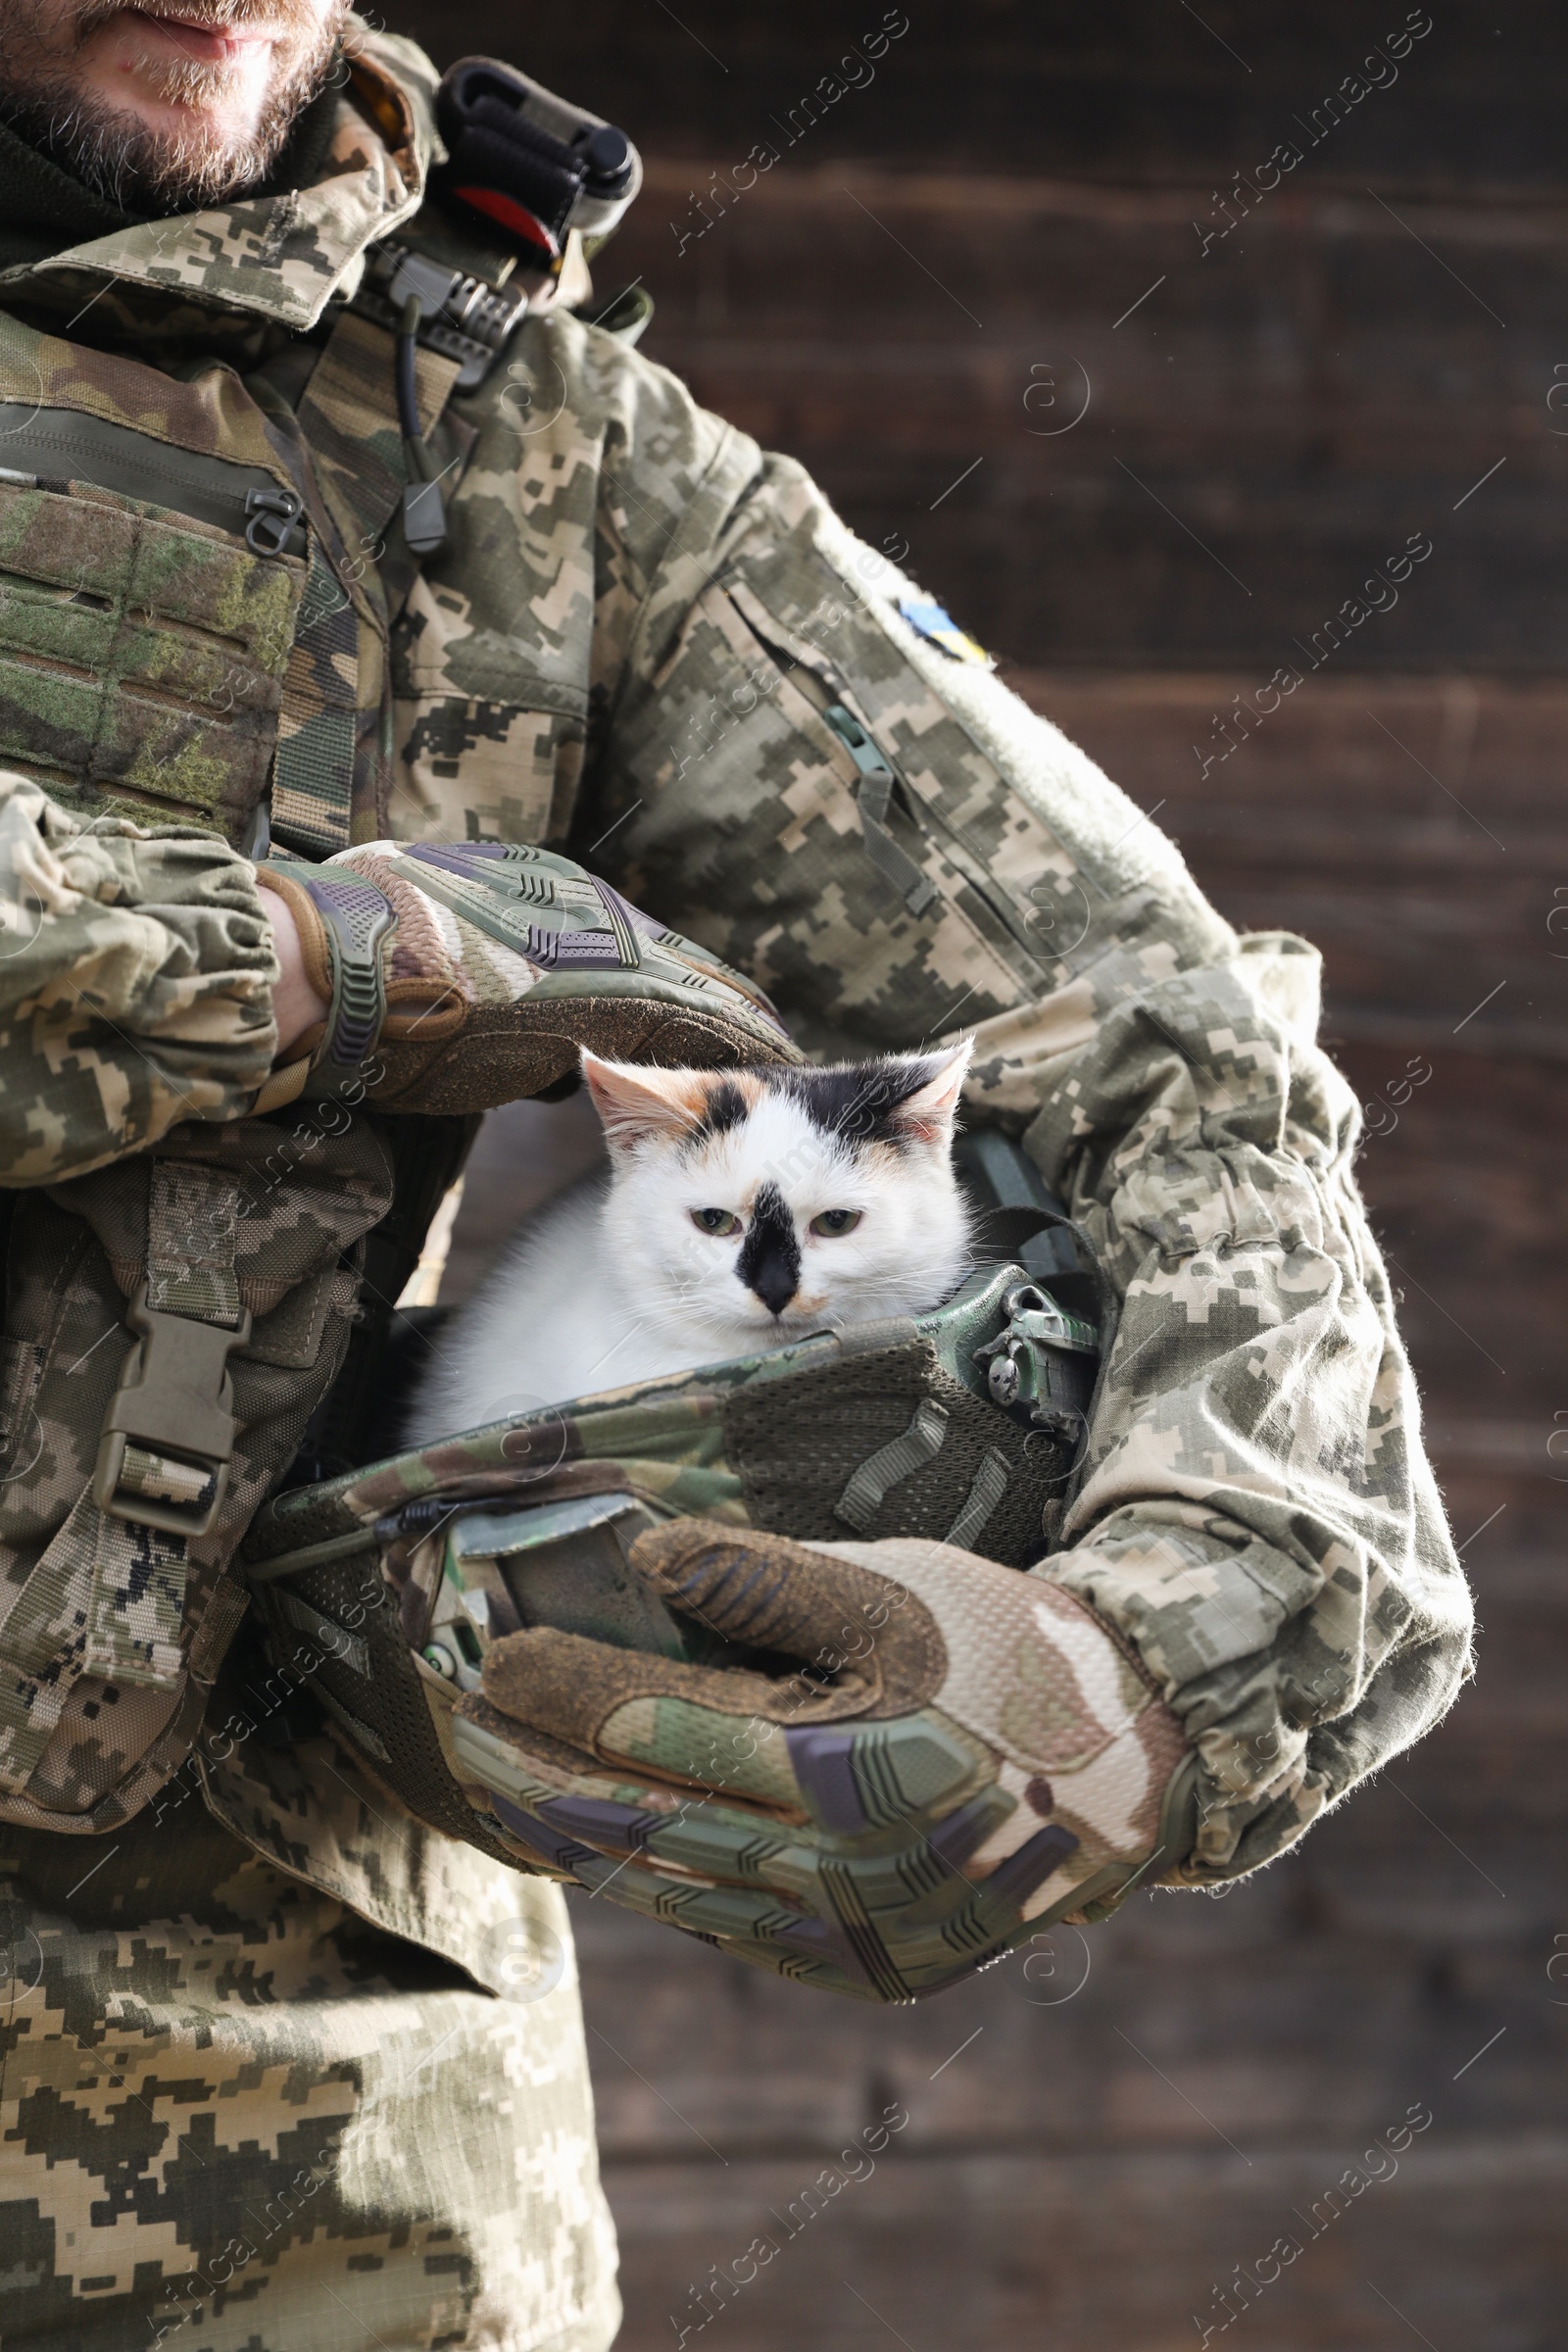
[747,1256,798,1317]
[737,1183,801,1317]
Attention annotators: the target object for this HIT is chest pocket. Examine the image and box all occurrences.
[388,571,586,850]
[0,398,361,853]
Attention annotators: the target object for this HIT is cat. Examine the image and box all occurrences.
[400,1039,975,1441]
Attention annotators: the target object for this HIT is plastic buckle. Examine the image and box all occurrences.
[92,1285,253,1539]
[972,1283,1096,1433]
[356,243,531,391]
[244,486,306,559]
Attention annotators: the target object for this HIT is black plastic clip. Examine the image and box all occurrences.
[244,486,306,559]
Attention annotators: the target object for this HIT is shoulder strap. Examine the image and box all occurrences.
[297,226,539,628]
[297,306,469,613]
[279,235,524,849]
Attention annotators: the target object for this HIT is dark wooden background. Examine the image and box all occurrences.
[390,4,1568,2344]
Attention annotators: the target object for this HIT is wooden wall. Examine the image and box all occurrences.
[396,4,1567,2344]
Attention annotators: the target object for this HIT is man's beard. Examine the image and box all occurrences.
[0,0,350,213]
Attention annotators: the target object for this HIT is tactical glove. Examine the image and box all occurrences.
[253,839,795,1115]
[453,1521,1197,2002]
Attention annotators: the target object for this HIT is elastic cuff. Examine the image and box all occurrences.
[257,859,396,1098]
[249,1057,314,1116]
[254,866,335,1007]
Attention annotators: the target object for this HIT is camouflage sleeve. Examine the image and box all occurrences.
[0,767,279,1186]
[566,347,1472,1881]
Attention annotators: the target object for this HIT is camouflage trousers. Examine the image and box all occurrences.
[0,1800,620,2350]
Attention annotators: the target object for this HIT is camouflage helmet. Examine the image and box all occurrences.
[240,1257,1100,1868]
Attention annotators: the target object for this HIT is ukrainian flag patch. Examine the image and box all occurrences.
[897,595,994,667]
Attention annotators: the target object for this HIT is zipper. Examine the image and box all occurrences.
[727,585,1051,971]
[0,401,306,560]
[819,702,938,917]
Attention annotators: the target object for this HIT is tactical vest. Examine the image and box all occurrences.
[0,52,642,860]
[0,242,501,858]
[0,62,647,1833]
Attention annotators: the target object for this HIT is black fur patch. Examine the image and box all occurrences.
[737,1181,801,1317]
[770,1056,942,1148]
[688,1078,749,1147]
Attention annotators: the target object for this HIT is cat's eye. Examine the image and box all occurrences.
[690,1207,740,1236]
[808,1209,862,1237]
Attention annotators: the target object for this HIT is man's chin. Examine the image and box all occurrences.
[6,86,278,208]
[0,0,346,213]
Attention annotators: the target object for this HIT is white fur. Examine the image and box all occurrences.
[402,1048,974,1441]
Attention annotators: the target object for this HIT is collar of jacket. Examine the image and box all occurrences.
[0,29,440,336]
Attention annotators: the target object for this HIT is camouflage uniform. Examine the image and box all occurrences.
[0,23,1472,2346]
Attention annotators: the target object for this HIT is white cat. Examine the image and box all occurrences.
[402,1040,975,1441]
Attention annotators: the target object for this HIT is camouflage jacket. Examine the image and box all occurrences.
[0,30,1472,1922]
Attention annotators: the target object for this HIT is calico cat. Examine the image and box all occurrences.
[401,1040,974,1441]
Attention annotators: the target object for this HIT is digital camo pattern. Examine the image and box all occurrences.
[0,8,1472,1873]
[0,14,1474,2321]
[1034,956,1477,1877]
[0,1756,618,2351]
[379,295,1470,1879]
[0,1114,391,1830]
[0,0,1464,2095]
[0,772,278,1187]
[0,36,436,339]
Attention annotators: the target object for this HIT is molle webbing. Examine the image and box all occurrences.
[0,459,306,841]
[0,319,361,848]
[0,303,478,855]
[270,550,363,857]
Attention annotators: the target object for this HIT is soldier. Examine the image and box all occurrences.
[0,3,1472,2346]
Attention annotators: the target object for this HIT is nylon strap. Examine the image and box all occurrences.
[276,304,474,851]
[834,1397,950,1535]
[146,1162,243,1328]
[271,547,363,857]
[943,1447,1010,1551]
[0,1166,247,1797]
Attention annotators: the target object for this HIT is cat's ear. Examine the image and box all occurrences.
[888,1039,973,1147]
[580,1052,708,1150]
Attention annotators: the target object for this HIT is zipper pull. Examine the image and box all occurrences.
[822,702,938,917]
